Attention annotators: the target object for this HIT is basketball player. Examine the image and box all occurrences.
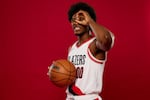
[66,2,115,100]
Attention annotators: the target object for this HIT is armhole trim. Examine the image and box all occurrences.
[87,48,105,64]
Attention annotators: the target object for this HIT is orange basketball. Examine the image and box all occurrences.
[48,59,76,87]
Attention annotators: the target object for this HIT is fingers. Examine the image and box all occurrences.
[47,61,55,76]
[47,65,51,76]
[76,10,86,15]
[75,20,87,26]
[74,10,90,25]
[47,68,50,76]
[47,72,49,76]
[76,10,89,19]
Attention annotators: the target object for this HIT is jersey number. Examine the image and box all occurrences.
[76,67,83,78]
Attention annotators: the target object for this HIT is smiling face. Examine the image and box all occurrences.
[71,12,89,36]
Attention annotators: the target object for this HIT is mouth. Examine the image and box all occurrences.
[73,24,82,31]
[74,26,81,31]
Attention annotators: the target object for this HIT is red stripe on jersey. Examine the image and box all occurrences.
[87,49,104,64]
[72,84,85,95]
[76,37,94,48]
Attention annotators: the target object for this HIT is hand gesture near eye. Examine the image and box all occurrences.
[74,10,93,26]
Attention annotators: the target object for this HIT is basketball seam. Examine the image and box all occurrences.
[51,70,75,77]
[51,60,76,87]
[57,61,76,72]
[51,70,75,86]
[51,77,74,82]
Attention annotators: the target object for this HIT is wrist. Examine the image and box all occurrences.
[88,18,96,27]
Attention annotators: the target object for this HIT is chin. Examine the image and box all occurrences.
[74,31,81,35]
[74,33,83,36]
[74,33,80,36]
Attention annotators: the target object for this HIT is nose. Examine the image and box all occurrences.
[71,20,79,26]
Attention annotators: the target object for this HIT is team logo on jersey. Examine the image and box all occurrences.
[68,55,86,65]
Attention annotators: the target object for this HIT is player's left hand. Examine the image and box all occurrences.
[75,10,92,26]
[47,66,50,76]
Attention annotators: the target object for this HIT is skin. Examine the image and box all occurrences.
[71,10,113,60]
[47,10,113,75]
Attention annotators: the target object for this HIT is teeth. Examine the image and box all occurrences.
[74,27,80,31]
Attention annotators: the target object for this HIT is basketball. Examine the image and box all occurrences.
[48,59,76,87]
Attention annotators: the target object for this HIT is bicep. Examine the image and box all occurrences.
[96,31,115,51]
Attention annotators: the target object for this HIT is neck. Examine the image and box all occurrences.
[77,32,93,46]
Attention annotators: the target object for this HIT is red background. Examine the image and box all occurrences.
[1,0,150,100]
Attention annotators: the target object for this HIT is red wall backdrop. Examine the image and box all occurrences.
[1,0,150,100]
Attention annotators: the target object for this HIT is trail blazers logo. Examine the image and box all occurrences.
[68,55,86,65]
